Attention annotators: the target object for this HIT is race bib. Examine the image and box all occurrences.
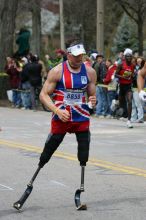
[123,70,132,77]
[64,90,84,105]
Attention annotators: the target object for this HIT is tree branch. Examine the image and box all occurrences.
[141,3,146,19]
[119,3,138,23]
[119,1,138,13]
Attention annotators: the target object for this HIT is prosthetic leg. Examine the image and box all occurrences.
[13,166,41,210]
[74,131,90,210]
[13,133,65,210]
[74,166,87,210]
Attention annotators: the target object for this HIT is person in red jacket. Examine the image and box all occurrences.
[103,59,118,117]
[5,57,22,107]
[115,48,135,128]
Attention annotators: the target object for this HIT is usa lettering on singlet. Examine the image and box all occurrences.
[52,61,90,122]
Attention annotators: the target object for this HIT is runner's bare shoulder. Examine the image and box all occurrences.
[86,65,96,83]
[48,63,63,82]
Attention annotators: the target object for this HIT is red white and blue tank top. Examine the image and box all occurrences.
[52,61,90,122]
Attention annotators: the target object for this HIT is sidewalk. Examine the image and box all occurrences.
[0,99,44,111]
[0,99,11,107]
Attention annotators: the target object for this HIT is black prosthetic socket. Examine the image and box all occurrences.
[39,133,65,168]
[75,131,90,166]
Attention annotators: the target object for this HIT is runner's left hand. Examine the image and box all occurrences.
[88,96,96,108]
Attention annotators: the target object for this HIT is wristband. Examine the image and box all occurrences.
[54,107,59,115]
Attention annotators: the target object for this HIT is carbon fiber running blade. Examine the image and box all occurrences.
[74,189,87,210]
[13,185,33,210]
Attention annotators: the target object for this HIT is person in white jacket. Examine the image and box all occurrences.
[137,61,146,102]
[131,57,145,123]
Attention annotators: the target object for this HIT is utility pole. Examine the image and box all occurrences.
[59,0,65,50]
[96,0,104,53]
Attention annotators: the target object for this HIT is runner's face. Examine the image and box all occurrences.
[125,55,132,63]
[67,53,83,69]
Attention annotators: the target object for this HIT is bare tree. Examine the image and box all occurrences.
[63,0,123,52]
[64,0,96,49]
[0,0,18,71]
[116,0,146,55]
[31,0,41,55]
[17,0,41,56]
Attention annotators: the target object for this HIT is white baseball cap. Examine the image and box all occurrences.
[21,57,28,64]
[67,44,86,56]
[90,53,98,60]
[124,48,133,56]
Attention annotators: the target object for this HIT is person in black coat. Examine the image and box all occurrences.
[26,55,42,110]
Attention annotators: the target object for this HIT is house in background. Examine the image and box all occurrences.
[15,0,60,57]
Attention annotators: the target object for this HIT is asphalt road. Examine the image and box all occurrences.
[1,107,146,220]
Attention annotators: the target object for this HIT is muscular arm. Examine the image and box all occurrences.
[137,63,146,92]
[39,64,70,122]
[86,66,97,107]
[39,65,60,113]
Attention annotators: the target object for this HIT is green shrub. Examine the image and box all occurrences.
[0,73,8,77]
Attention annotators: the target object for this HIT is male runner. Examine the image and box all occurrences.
[39,42,96,168]
[13,42,97,210]
[115,48,135,128]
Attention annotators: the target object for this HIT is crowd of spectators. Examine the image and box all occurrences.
[88,48,146,128]
[5,49,66,111]
[4,46,146,128]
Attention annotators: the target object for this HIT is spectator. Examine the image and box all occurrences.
[20,57,32,110]
[27,55,42,110]
[89,52,98,68]
[44,54,54,72]
[103,59,118,117]
[115,50,124,65]
[131,57,145,123]
[5,58,22,108]
[83,55,92,67]
[38,58,47,84]
[15,28,30,57]
[54,49,66,66]
[94,54,109,118]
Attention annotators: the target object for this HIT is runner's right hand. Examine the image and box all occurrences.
[56,109,70,122]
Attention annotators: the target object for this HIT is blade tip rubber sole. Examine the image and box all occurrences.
[76,204,87,210]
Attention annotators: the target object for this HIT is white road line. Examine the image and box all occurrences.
[49,180,67,187]
[0,184,14,191]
